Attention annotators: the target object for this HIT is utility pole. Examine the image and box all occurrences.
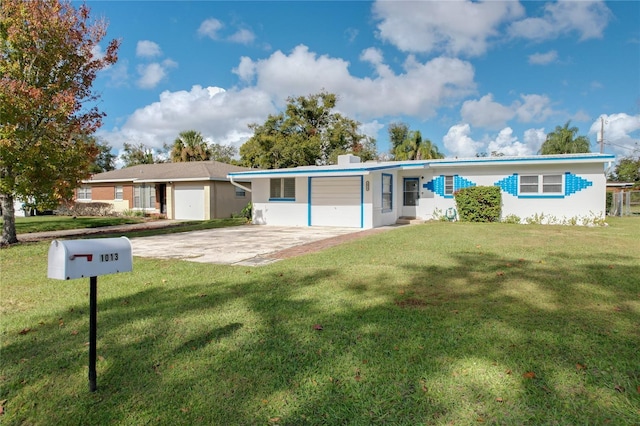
[599,117,605,154]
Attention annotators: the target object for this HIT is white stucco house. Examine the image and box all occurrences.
[228,153,616,229]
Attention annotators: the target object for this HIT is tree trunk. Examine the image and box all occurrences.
[1,192,19,245]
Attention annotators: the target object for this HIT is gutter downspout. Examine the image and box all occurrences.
[229,175,252,193]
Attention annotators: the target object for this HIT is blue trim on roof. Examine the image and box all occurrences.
[228,154,615,178]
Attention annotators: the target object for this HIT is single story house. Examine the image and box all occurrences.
[227,153,616,228]
[79,161,254,220]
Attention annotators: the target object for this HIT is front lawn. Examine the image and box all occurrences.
[8,215,145,234]
[1,218,638,425]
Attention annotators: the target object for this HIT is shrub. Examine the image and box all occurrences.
[454,186,501,222]
[55,202,114,216]
[502,214,521,224]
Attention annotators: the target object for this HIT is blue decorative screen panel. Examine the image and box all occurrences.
[565,172,592,195]
[423,175,476,198]
[494,173,593,198]
[495,174,519,197]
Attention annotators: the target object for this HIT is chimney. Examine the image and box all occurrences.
[337,154,361,166]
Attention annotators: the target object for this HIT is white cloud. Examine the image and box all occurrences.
[198,18,224,39]
[528,50,558,65]
[461,94,514,129]
[233,56,257,83]
[372,0,524,56]
[198,18,256,45]
[589,113,640,155]
[136,40,162,58]
[228,28,256,45]
[98,85,277,152]
[523,127,547,153]
[461,93,555,130]
[442,123,484,158]
[241,44,476,120]
[136,59,178,89]
[509,0,612,42]
[487,127,533,156]
[443,124,546,158]
[514,94,555,123]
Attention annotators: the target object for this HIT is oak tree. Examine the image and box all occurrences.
[239,91,377,169]
[0,0,119,244]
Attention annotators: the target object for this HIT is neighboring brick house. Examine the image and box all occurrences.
[78,161,254,220]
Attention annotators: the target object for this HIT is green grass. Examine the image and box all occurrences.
[9,216,145,234]
[1,218,639,425]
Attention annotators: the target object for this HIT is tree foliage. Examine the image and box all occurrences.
[0,0,120,244]
[89,138,117,174]
[239,91,376,169]
[120,142,165,167]
[209,142,237,164]
[539,121,591,155]
[169,130,211,162]
[610,155,640,184]
[168,130,238,164]
[388,122,444,160]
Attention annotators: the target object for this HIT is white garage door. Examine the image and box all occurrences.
[174,185,205,220]
[310,176,362,228]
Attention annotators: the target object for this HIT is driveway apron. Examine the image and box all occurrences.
[130,225,361,266]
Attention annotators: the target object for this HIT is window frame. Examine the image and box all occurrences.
[115,185,123,200]
[234,185,246,198]
[77,185,92,200]
[133,184,156,209]
[519,174,564,197]
[269,178,295,201]
[382,173,393,212]
[444,175,454,196]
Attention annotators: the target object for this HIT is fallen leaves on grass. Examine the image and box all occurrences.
[18,328,31,335]
[495,397,504,403]
[614,385,625,393]
[576,363,586,371]
[313,324,323,331]
[523,371,536,379]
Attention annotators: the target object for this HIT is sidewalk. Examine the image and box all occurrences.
[17,220,182,242]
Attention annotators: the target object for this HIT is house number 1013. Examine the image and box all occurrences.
[100,253,119,262]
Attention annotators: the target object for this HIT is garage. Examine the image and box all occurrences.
[310,176,362,228]
[174,185,205,220]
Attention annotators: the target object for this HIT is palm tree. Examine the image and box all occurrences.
[539,121,591,155]
[170,130,211,162]
[393,130,444,160]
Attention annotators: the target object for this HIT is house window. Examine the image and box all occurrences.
[134,184,156,209]
[543,175,563,193]
[382,173,393,211]
[235,186,246,198]
[115,186,123,200]
[77,186,91,200]
[519,174,563,195]
[444,175,454,195]
[270,178,295,200]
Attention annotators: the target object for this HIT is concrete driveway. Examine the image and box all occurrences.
[130,225,363,266]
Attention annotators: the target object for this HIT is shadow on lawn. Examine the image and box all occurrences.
[2,251,639,425]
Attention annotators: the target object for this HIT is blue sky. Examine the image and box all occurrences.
[84,0,640,163]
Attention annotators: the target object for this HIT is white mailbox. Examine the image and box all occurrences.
[48,237,133,280]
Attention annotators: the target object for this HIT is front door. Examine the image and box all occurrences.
[402,178,419,217]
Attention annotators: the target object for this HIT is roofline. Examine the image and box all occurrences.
[84,177,249,184]
[228,154,616,178]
